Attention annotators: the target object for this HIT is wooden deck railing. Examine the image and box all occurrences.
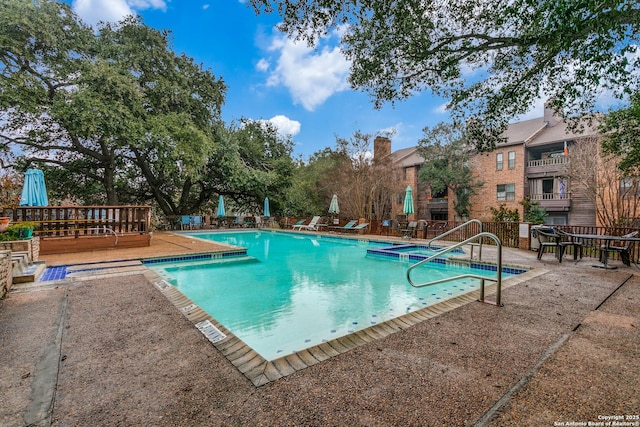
[0,206,151,237]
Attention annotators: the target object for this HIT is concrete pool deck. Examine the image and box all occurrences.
[1,231,638,426]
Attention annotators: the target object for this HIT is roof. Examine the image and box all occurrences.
[388,146,424,167]
[386,108,600,162]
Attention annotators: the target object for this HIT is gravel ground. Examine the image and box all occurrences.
[1,236,638,426]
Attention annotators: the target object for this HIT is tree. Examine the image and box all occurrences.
[600,92,640,175]
[519,196,547,224]
[283,147,350,217]
[0,1,226,209]
[250,0,640,150]
[570,135,640,227]
[417,122,483,220]
[332,131,401,219]
[490,204,520,222]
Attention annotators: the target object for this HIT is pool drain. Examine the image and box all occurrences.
[195,320,227,344]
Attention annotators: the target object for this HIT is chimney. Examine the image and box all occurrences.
[544,99,561,127]
[374,136,391,161]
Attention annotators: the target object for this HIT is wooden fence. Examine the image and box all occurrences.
[0,206,151,237]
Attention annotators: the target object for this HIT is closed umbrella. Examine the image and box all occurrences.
[20,169,49,206]
[263,197,270,217]
[216,195,226,217]
[328,194,339,214]
[403,186,414,215]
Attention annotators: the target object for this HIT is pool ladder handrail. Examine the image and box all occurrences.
[427,219,483,261]
[406,231,503,306]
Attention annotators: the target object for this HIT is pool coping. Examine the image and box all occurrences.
[142,231,548,386]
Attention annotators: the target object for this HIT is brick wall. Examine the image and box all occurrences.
[0,250,11,299]
[0,237,38,261]
[469,144,526,220]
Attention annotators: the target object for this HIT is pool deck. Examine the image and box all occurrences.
[1,230,638,426]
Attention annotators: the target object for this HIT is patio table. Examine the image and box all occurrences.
[566,233,640,269]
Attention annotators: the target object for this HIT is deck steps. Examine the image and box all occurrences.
[11,251,47,284]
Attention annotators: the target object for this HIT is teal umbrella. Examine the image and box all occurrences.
[328,194,339,214]
[216,195,226,217]
[403,186,414,215]
[20,169,49,206]
[263,197,270,217]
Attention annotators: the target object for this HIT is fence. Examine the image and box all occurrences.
[0,206,151,237]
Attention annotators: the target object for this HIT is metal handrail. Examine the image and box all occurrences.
[407,232,503,306]
[427,219,483,260]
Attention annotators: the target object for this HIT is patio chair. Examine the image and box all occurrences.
[380,219,391,236]
[401,221,418,238]
[535,228,564,262]
[556,229,584,261]
[329,220,358,232]
[428,221,448,238]
[180,215,191,230]
[599,231,638,267]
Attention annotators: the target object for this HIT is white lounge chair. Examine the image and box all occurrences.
[295,216,321,231]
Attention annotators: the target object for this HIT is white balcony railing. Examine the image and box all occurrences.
[530,193,571,201]
[527,157,569,168]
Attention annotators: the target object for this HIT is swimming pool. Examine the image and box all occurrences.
[148,231,522,361]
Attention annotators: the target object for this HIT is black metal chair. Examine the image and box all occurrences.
[600,231,638,266]
[535,229,564,262]
[556,229,584,261]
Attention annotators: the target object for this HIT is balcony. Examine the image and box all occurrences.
[530,193,571,211]
[427,197,448,212]
[526,156,569,177]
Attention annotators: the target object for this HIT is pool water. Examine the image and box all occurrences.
[149,231,511,361]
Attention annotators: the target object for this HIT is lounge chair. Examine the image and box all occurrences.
[330,220,358,232]
[600,231,638,266]
[296,216,321,231]
[345,222,369,233]
[290,219,306,230]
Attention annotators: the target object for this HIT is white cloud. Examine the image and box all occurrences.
[264,32,351,111]
[434,103,449,114]
[265,115,301,138]
[203,4,210,10]
[255,58,270,72]
[72,0,166,26]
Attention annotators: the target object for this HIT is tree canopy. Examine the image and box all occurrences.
[0,0,296,217]
[417,122,482,220]
[250,0,640,150]
[600,92,640,175]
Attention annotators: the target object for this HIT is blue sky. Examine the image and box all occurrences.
[61,0,461,159]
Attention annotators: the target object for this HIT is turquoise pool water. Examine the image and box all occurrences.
[149,231,512,361]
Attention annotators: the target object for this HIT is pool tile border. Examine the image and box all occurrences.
[143,265,548,387]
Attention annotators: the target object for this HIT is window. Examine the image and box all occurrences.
[496,153,503,170]
[497,184,515,201]
[508,151,516,169]
[620,177,640,197]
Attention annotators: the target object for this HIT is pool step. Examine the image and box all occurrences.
[65,260,146,279]
[160,256,259,270]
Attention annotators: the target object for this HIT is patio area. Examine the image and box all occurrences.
[0,231,638,426]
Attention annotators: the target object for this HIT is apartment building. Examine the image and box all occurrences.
[377,103,599,225]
